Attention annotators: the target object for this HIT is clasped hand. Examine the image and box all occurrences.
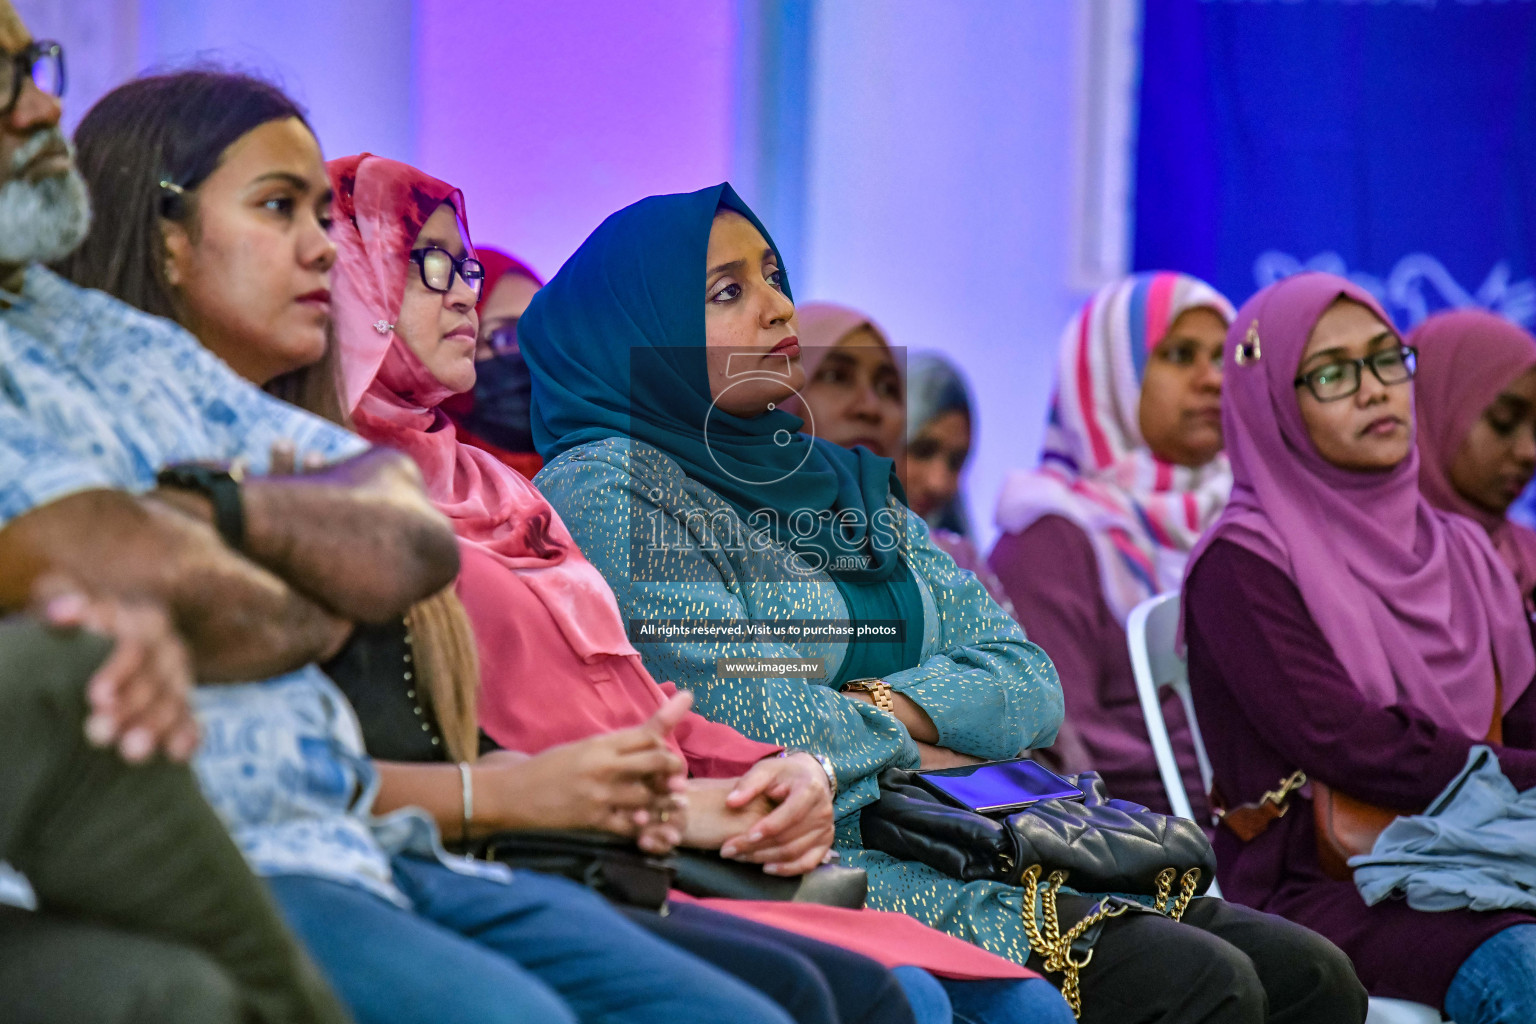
[31,575,198,764]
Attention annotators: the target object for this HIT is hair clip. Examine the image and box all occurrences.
[158,178,187,219]
[373,320,395,334]
[1234,322,1262,366]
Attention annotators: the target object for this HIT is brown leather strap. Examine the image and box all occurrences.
[1211,770,1307,843]
[1488,666,1505,745]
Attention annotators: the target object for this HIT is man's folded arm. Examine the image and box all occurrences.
[160,447,461,623]
[0,490,351,682]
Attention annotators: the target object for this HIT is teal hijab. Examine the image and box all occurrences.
[520,183,921,681]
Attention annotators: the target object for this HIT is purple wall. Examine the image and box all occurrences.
[414,0,739,280]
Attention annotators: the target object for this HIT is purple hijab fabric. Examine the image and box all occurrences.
[1411,309,1536,597]
[1183,272,1533,740]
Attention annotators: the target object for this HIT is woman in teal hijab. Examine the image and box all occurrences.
[522,184,1366,1024]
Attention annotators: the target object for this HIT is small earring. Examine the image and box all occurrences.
[373,320,395,334]
[1234,322,1262,365]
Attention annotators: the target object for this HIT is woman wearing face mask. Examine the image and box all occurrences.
[1182,273,1536,1022]
[989,274,1233,813]
[1411,309,1536,608]
[60,71,826,1024]
[520,183,1367,1024]
[441,247,545,479]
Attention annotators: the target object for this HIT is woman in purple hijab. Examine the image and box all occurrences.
[1183,272,1536,1021]
[1411,309,1536,609]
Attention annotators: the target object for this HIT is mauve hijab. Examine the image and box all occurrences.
[1411,309,1536,596]
[1184,272,1533,739]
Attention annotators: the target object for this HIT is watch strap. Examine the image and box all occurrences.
[156,464,246,550]
[841,677,896,714]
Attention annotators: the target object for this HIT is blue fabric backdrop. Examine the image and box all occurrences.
[1133,0,1536,328]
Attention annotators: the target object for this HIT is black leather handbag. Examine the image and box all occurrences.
[471,829,675,910]
[860,768,1216,898]
[469,829,868,913]
[862,767,1216,1018]
[672,851,868,908]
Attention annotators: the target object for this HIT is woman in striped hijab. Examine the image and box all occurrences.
[988,272,1234,813]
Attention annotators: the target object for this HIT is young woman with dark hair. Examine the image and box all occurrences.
[61,70,347,421]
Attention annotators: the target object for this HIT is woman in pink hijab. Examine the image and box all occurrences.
[1181,272,1536,1021]
[1411,309,1536,606]
[324,153,1074,1024]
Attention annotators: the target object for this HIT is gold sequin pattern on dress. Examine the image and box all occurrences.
[536,437,1070,967]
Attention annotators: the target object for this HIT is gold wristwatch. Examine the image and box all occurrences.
[840,677,895,714]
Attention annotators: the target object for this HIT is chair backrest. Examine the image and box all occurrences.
[1125,590,1215,822]
[1126,589,1221,898]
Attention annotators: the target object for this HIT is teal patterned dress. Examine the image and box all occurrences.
[537,436,1068,965]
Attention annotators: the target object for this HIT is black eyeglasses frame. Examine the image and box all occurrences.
[1292,344,1418,403]
[0,40,63,118]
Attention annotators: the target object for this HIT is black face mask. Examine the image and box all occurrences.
[464,339,535,454]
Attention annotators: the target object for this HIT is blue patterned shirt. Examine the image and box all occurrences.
[0,268,366,519]
[0,267,504,903]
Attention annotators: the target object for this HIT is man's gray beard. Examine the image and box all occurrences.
[0,165,92,266]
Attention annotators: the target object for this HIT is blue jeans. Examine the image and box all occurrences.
[1446,924,1536,1024]
[892,967,949,1024]
[266,856,794,1024]
[939,976,1077,1024]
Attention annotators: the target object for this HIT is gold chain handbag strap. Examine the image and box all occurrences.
[1020,863,1203,1019]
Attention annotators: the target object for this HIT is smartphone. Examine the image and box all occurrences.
[914,757,1084,814]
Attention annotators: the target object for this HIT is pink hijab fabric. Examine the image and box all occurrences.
[1185,272,1534,739]
[1411,309,1536,596]
[327,153,635,661]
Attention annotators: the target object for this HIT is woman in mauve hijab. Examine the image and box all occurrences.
[520,182,1367,1024]
[1411,308,1536,609]
[1182,273,1536,1022]
[327,153,1085,1024]
[782,304,1014,611]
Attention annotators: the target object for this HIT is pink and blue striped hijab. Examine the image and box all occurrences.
[996,271,1235,621]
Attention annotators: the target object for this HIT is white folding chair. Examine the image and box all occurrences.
[1125,591,1447,1024]
[1125,591,1213,830]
